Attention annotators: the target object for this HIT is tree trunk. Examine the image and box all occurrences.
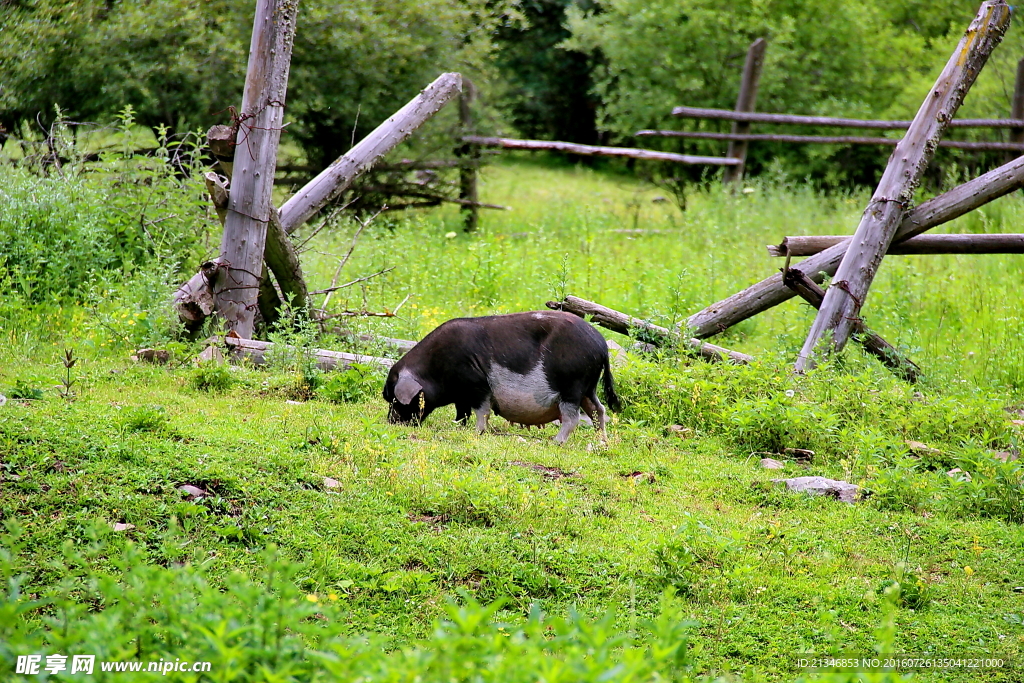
[278,72,463,233]
[212,0,299,339]
[685,143,1024,339]
[796,1,1010,371]
[768,233,1024,256]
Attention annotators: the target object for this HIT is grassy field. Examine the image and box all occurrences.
[2,155,1024,681]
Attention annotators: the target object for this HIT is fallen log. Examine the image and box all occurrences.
[278,72,464,233]
[547,296,752,364]
[768,233,1024,257]
[463,136,740,166]
[670,105,1024,130]
[215,335,395,371]
[636,129,1024,152]
[782,269,921,383]
[797,1,1010,371]
[685,154,1024,339]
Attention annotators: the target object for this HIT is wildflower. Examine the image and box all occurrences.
[306,594,319,603]
[964,566,975,577]
[328,593,339,601]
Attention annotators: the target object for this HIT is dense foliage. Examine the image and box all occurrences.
[0,0,506,169]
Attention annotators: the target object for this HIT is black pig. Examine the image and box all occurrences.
[382,311,621,443]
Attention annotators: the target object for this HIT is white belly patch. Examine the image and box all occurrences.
[487,361,560,424]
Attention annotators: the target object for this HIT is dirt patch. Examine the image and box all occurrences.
[511,460,577,479]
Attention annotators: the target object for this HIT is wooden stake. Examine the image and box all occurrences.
[723,38,766,185]
[1008,57,1024,164]
[213,0,299,339]
[547,296,753,364]
[768,233,1024,257]
[796,1,1010,371]
[782,269,921,382]
[685,154,1024,338]
[278,73,463,233]
[457,79,480,232]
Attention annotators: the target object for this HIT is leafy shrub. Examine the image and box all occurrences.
[316,363,382,404]
[0,114,209,303]
[117,405,169,434]
[945,449,1024,524]
[652,515,739,598]
[189,362,236,393]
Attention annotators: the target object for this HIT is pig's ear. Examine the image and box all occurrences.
[394,374,424,405]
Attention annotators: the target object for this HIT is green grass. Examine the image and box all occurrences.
[2,155,1024,681]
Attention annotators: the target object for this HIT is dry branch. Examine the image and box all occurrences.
[685,141,1024,339]
[782,269,921,382]
[768,233,1024,257]
[547,296,752,364]
[797,1,1010,370]
[670,106,1024,130]
[278,72,463,233]
[463,136,740,166]
[636,129,1024,152]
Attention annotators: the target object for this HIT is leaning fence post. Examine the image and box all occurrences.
[794,1,1010,372]
[1008,57,1024,164]
[722,38,767,185]
[457,79,480,232]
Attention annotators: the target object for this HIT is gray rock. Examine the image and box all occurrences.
[760,458,785,470]
[771,476,860,504]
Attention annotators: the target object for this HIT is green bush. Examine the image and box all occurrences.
[316,363,382,404]
[189,362,236,393]
[0,116,209,303]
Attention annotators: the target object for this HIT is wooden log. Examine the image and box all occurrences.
[546,296,753,364]
[213,0,298,339]
[217,336,394,371]
[782,269,921,383]
[173,260,220,334]
[457,79,480,232]
[685,153,1024,338]
[278,72,463,233]
[636,129,1024,152]
[796,2,1010,371]
[723,38,767,184]
[768,233,1024,257]
[462,136,740,166]
[1008,58,1024,164]
[670,105,1024,130]
[207,124,235,176]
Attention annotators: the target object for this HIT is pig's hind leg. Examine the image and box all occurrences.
[553,401,581,445]
[581,392,608,441]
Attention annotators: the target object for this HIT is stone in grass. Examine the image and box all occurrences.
[323,477,342,489]
[112,522,135,532]
[905,440,940,456]
[771,476,861,504]
[760,458,785,470]
[947,468,972,482]
[178,484,211,500]
[0,394,6,407]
